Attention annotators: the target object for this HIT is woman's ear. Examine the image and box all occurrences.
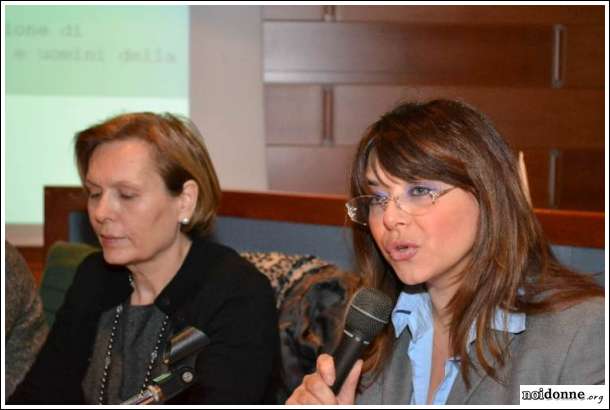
[179,179,199,219]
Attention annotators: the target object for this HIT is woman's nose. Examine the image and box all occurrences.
[91,193,115,223]
[382,197,411,229]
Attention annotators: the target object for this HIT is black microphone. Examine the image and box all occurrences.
[330,287,393,394]
[122,326,210,405]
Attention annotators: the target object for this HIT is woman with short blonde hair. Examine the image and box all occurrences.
[12,112,280,405]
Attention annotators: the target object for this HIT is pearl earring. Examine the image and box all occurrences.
[180,217,190,225]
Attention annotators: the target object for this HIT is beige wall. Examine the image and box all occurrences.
[189,5,268,191]
[7,6,268,246]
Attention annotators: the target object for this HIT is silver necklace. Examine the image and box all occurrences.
[97,296,170,404]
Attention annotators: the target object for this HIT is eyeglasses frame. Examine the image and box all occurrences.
[345,186,456,226]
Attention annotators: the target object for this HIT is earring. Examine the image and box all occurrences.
[180,217,190,225]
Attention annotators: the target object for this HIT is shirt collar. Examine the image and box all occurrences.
[391,289,432,340]
[391,290,526,343]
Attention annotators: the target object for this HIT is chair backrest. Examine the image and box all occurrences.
[39,241,98,326]
[67,211,357,272]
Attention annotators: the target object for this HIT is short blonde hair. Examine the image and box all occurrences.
[75,112,221,236]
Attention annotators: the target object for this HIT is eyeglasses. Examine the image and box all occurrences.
[345,186,456,226]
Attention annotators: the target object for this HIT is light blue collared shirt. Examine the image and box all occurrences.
[391,290,526,405]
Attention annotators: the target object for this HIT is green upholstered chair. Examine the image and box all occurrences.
[39,241,99,327]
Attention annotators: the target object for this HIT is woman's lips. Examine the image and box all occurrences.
[385,242,418,262]
[100,235,126,247]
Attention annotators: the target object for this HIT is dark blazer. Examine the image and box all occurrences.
[356,297,604,405]
[10,237,280,404]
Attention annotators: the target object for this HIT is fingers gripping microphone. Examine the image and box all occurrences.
[331,288,393,394]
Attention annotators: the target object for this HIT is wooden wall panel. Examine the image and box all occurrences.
[16,246,45,285]
[564,25,604,89]
[267,146,356,194]
[335,5,604,25]
[265,85,323,145]
[333,86,604,149]
[333,86,404,144]
[264,22,553,86]
[555,148,605,211]
[262,6,604,212]
[44,187,88,261]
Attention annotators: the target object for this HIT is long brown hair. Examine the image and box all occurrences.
[349,99,603,387]
[75,112,221,236]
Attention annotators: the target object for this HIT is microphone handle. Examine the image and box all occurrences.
[330,331,369,395]
[121,367,195,404]
[122,385,162,404]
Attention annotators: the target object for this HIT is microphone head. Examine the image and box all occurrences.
[344,287,393,341]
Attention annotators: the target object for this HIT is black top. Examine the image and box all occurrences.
[10,237,281,404]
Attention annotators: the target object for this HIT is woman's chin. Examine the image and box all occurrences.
[101,249,132,266]
[394,268,429,287]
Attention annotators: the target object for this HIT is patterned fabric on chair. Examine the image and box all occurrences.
[240,252,362,396]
